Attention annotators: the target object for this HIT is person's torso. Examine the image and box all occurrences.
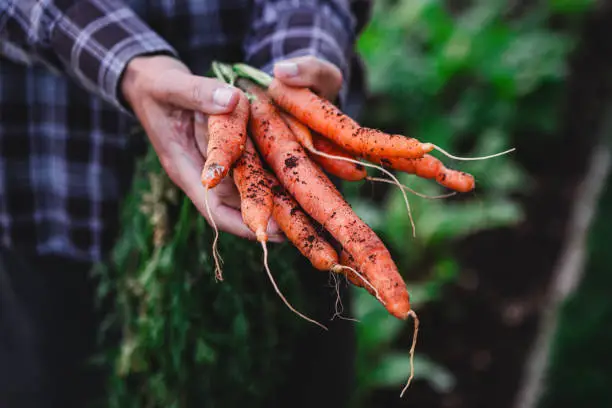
[0,0,252,261]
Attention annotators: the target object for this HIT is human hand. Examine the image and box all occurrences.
[121,55,284,242]
[272,55,344,101]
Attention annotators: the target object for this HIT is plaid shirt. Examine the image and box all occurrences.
[0,0,371,262]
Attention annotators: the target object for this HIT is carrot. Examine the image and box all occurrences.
[269,179,339,271]
[201,92,250,189]
[280,111,417,236]
[269,79,433,158]
[280,111,316,151]
[339,250,366,288]
[233,138,327,330]
[365,153,475,193]
[339,249,420,399]
[200,92,250,281]
[238,78,411,320]
[281,112,365,181]
[232,137,273,242]
[309,133,368,181]
[232,63,433,159]
[267,173,382,303]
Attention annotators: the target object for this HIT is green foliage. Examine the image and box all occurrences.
[349,0,589,400]
[95,149,308,408]
[538,167,612,408]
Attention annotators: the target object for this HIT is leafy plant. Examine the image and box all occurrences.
[94,148,310,408]
[347,0,588,401]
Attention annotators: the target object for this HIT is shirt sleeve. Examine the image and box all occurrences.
[243,0,363,106]
[0,0,178,112]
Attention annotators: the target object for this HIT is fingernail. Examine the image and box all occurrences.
[275,62,299,77]
[194,112,205,123]
[213,86,236,108]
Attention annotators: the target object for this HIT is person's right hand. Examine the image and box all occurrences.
[120,55,284,242]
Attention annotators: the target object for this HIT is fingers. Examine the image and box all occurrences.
[266,218,285,243]
[154,71,240,114]
[160,137,285,243]
[194,111,209,157]
[273,56,343,100]
[203,189,285,243]
[203,193,259,241]
[213,176,242,210]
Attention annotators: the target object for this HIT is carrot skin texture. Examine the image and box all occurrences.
[269,178,339,271]
[339,250,365,288]
[309,134,368,181]
[267,79,433,159]
[241,79,411,319]
[202,92,250,189]
[365,153,475,193]
[281,112,315,151]
[281,112,366,181]
[232,137,273,241]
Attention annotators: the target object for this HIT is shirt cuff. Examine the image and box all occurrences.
[50,0,178,113]
[244,3,355,107]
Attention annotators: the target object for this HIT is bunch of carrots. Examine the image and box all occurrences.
[199,62,513,397]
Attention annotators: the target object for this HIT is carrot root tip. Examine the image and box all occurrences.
[202,164,226,188]
[204,188,224,281]
[260,241,328,331]
[256,230,268,243]
[400,309,420,398]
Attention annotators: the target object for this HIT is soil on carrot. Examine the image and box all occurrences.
[363,8,612,407]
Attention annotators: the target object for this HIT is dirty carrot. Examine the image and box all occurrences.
[201,92,250,189]
[232,137,273,243]
[339,249,420,399]
[200,92,250,280]
[233,63,433,158]
[309,133,368,181]
[239,77,411,320]
[268,78,433,158]
[233,138,326,330]
[365,153,476,193]
[281,112,366,181]
[268,173,381,298]
[269,177,339,271]
[281,111,417,236]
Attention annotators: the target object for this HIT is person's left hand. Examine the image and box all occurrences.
[272,55,344,102]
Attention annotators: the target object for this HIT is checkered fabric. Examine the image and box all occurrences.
[0,0,371,262]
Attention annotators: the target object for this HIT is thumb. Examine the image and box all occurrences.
[154,71,240,114]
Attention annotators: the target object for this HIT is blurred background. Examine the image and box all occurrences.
[347,0,612,407]
[100,1,612,407]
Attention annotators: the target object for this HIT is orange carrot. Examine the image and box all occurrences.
[309,133,368,181]
[339,249,420,399]
[234,63,516,163]
[234,138,327,330]
[280,111,316,151]
[270,180,339,271]
[339,250,365,288]
[268,79,433,158]
[365,153,475,193]
[268,174,382,300]
[436,168,474,193]
[201,92,249,189]
[200,92,250,281]
[232,137,273,242]
[281,111,417,235]
[309,135,368,181]
[239,78,411,320]
[281,112,366,181]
